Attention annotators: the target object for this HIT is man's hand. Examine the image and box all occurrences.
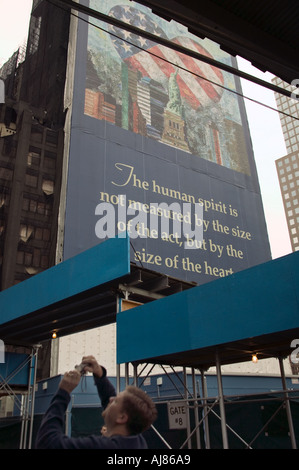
[59,370,81,394]
[81,355,103,377]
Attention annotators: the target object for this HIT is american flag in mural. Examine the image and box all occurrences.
[108,4,224,109]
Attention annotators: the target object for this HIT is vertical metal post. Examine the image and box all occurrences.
[116,294,121,393]
[28,345,41,449]
[133,363,138,386]
[116,364,121,393]
[183,367,192,449]
[125,362,129,387]
[19,393,28,449]
[201,369,211,449]
[192,368,201,448]
[215,353,229,449]
[20,348,35,449]
[279,357,297,449]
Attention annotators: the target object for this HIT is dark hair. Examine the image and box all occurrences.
[122,386,157,435]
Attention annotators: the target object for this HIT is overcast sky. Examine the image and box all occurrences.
[0,0,292,259]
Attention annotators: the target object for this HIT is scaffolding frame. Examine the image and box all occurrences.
[1,241,298,449]
[115,354,298,449]
[0,344,40,449]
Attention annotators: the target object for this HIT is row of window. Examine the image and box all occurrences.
[287,207,299,216]
[279,166,299,176]
[27,148,57,170]
[280,175,299,186]
[25,172,54,194]
[277,154,299,166]
[19,224,51,243]
[16,248,49,270]
[276,99,299,115]
[289,216,299,224]
[286,143,299,153]
[22,196,52,217]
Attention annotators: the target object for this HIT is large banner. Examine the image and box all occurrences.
[63,0,271,284]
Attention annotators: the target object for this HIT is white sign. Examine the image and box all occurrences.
[0,80,4,103]
[167,402,187,429]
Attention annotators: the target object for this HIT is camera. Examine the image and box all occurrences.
[75,362,87,375]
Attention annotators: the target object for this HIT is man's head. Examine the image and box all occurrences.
[102,385,157,436]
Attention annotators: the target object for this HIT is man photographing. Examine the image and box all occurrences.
[35,355,157,449]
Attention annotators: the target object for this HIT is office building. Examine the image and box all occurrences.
[273,77,299,253]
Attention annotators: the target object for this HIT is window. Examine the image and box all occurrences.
[19,225,34,242]
[42,179,54,195]
[44,151,56,170]
[31,126,43,144]
[27,150,41,167]
[28,16,41,55]
[46,130,58,146]
[25,172,38,188]
[0,166,13,181]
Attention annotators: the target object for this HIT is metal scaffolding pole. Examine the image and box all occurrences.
[201,369,211,449]
[183,367,192,449]
[125,362,129,387]
[28,345,40,449]
[116,364,121,394]
[216,353,229,449]
[133,363,138,386]
[278,357,297,449]
[19,393,29,449]
[18,345,41,449]
[191,368,201,449]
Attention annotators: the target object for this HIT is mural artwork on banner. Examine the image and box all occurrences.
[63,0,271,284]
[85,2,249,173]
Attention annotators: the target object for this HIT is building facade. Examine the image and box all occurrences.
[0,0,71,378]
[276,152,299,253]
[273,77,299,254]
